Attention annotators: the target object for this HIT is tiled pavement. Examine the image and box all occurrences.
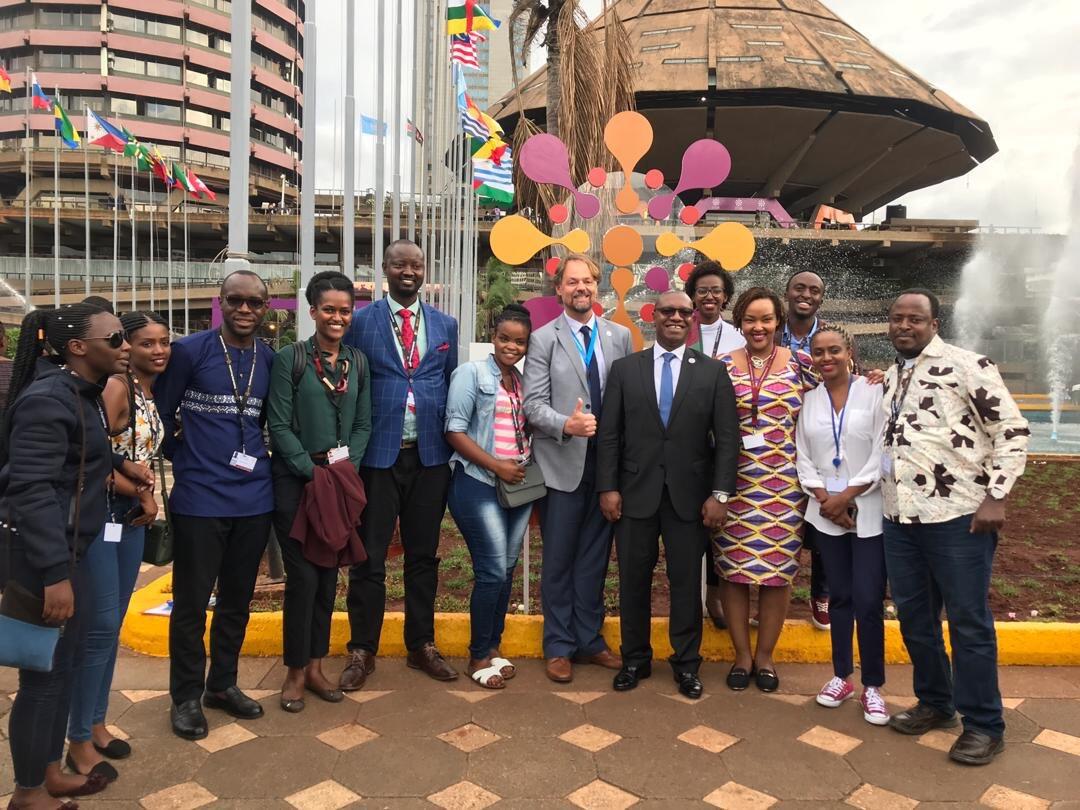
[2,655,1080,809]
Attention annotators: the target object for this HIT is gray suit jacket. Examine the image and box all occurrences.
[523,314,633,492]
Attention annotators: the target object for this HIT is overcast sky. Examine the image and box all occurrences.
[313,0,1080,234]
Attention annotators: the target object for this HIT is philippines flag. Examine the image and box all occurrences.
[86,109,129,152]
[31,73,51,110]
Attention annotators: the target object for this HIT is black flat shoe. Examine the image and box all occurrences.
[305,683,345,703]
[171,699,209,741]
[755,667,779,693]
[93,738,132,760]
[613,663,651,691]
[674,671,703,700]
[280,696,306,713]
[726,666,751,691]
[50,770,110,798]
[203,686,264,719]
[64,752,118,783]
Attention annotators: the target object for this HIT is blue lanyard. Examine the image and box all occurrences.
[573,320,599,370]
[828,376,854,469]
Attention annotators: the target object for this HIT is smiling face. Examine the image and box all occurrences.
[786,271,824,321]
[888,293,939,358]
[311,289,354,346]
[653,291,694,350]
[128,322,171,378]
[739,297,781,353]
[493,319,530,370]
[384,242,426,303]
[220,272,268,341]
[810,330,851,384]
[556,259,599,319]
[691,273,727,323]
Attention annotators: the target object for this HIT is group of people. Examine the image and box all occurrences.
[0,241,1030,809]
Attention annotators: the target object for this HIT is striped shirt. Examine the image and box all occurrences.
[493,385,529,461]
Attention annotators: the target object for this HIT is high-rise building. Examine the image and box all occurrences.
[0,0,305,206]
[473,0,526,113]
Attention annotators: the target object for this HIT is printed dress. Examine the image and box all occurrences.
[713,353,811,587]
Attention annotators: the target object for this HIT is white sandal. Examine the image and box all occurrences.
[469,665,506,689]
[490,657,516,680]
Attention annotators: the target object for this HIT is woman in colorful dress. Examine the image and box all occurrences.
[67,311,170,779]
[714,287,812,693]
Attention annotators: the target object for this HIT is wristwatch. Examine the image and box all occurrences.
[712,491,731,504]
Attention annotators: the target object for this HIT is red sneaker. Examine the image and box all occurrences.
[816,676,854,708]
[811,597,831,630]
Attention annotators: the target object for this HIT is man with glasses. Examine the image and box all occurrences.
[155,270,275,740]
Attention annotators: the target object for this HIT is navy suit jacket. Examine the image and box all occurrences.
[344,298,458,468]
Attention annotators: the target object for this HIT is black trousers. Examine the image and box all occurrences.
[346,447,450,654]
[168,512,272,704]
[272,459,339,669]
[615,487,707,674]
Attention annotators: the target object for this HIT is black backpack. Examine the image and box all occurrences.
[289,340,366,431]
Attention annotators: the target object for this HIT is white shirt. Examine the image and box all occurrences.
[652,342,685,407]
[564,312,608,386]
[699,319,746,358]
[795,377,886,537]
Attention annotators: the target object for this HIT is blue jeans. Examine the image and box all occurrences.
[883,514,1003,736]
[447,467,532,661]
[67,498,146,742]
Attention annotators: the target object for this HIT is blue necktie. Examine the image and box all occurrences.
[580,325,603,420]
[659,352,675,427]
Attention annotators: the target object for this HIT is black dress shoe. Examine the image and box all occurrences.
[674,671,703,700]
[754,668,779,693]
[93,738,132,760]
[203,686,265,719]
[170,699,208,741]
[613,663,652,691]
[949,729,1004,765]
[726,666,751,691]
[888,702,960,736]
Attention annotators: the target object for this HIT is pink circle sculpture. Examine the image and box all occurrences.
[645,169,664,190]
[640,303,655,323]
[644,267,671,293]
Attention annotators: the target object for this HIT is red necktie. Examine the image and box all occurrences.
[399,309,420,371]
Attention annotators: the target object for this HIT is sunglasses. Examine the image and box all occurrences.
[656,307,695,319]
[223,295,267,311]
[84,331,127,349]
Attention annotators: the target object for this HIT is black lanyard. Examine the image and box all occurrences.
[699,320,724,358]
[219,332,258,454]
[885,357,921,446]
[311,339,349,446]
[388,306,422,378]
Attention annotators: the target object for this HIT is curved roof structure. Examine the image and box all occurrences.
[490,0,997,218]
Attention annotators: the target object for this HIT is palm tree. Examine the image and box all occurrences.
[509,1,568,141]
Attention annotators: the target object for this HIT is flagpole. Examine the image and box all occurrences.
[390,0,402,241]
[130,153,136,309]
[112,151,118,308]
[298,15,317,340]
[149,169,155,309]
[166,177,173,332]
[23,66,31,306]
[53,88,60,308]
[372,0,386,298]
[183,182,189,334]
[83,112,90,296]
[342,0,356,279]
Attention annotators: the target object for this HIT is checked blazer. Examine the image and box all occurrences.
[344,298,458,468]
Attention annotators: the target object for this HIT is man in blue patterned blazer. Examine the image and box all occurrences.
[340,239,459,688]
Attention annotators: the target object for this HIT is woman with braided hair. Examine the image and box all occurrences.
[0,303,153,809]
[66,311,171,778]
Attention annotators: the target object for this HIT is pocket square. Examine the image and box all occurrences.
[437,342,450,352]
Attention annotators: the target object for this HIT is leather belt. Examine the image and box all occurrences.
[400,440,418,449]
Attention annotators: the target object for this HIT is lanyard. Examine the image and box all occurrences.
[500,372,529,458]
[572,319,599,370]
[219,332,258,454]
[886,356,922,446]
[311,339,350,446]
[746,347,778,428]
[388,306,421,377]
[828,376,854,469]
[699,320,724,358]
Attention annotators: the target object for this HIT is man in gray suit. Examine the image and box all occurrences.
[523,254,633,682]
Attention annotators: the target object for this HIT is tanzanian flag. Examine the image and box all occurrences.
[447,0,500,35]
[53,101,81,149]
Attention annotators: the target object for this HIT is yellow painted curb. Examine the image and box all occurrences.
[121,572,1080,666]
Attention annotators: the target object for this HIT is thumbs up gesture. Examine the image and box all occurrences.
[564,397,598,437]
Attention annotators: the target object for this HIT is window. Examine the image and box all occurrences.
[187,68,210,87]
[746,40,783,46]
[111,12,180,39]
[186,27,210,47]
[641,43,678,52]
[662,57,707,64]
[186,108,213,127]
[145,101,181,121]
[111,97,137,115]
[39,8,97,28]
[785,56,825,66]
[0,10,32,30]
[836,61,871,70]
[889,69,912,79]
[717,55,762,63]
[731,23,782,31]
[146,61,182,81]
[641,25,693,36]
[110,53,182,81]
[845,48,873,58]
[213,76,231,93]
[818,30,857,42]
[40,50,100,70]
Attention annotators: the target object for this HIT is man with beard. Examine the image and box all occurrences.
[597,291,739,699]
[156,270,275,740]
[523,254,633,682]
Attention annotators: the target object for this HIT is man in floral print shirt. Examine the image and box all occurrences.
[880,288,1029,766]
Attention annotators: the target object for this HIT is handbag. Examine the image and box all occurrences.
[0,385,87,672]
[142,452,173,566]
[495,372,547,508]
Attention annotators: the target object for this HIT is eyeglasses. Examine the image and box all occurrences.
[223,295,267,311]
[656,307,695,319]
[694,287,727,298]
[84,331,127,349]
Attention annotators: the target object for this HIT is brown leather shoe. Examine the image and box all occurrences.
[338,649,376,692]
[576,648,623,670]
[546,656,573,683]
[406,643,459,681]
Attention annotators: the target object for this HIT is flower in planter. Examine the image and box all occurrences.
[1007,611,1017,620]
[1030,609,1039,618]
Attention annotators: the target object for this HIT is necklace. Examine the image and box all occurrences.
[750,354,768,369]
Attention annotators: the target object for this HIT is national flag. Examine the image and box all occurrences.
[149,145,173,186]
[450,33,480,69]
[447,0,500,35]
[122,127,140,157]
[0,66,11,94]
[187,167,217,201]
[86,109,129,152]
[472,141,514,208]
[31,74,51,110]
[454,65,490,139]
[172,162,196,193]
[53,101,81,149]
[361,115,388,137]
[405,118,424,145]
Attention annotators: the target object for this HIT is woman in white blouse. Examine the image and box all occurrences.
[795,324,890,726]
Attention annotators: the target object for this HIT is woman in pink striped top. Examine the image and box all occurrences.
[445,305,534,689]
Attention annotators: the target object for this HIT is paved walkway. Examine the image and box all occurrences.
[2,655,1079,809]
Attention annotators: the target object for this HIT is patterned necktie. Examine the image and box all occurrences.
[659,352,675,427]
[580,324,603,420]
[398,308,420,371]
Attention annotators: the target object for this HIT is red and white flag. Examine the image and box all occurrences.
[450,32,485,70]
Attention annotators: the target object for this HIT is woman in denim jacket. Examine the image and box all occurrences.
[444,305,533,689]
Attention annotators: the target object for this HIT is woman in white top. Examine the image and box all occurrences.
[795,324,890,726]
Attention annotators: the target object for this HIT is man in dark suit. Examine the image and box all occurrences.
[597,290,740,699]
[340,239,459,688]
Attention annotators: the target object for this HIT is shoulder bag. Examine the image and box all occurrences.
[0,385,87,671]
[495,372,547,509]
[142,452,173,566]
